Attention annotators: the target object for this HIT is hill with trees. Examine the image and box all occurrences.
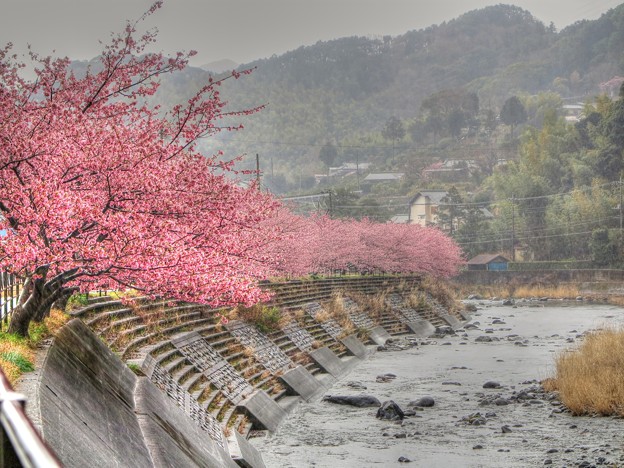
[142,3,624,192]
[64,3,624,267]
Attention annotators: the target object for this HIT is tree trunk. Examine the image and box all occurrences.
[51,289,73,313]
[7,267,75,337]
[7,304,33,337]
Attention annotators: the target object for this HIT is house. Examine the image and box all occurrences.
[390,214,410,224]
[466,254,510,271]
[361,172,404,192]
[362,172,404,184]
[421,159,476,181]
[562,104,584,123]
[328,162,371,179]
[599,76,624,98]
[408,190,448,227]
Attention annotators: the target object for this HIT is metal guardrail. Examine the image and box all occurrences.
[1,272,23,331]
[0,370,62,467]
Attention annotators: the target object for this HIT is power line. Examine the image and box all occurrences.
[456,229,598,246]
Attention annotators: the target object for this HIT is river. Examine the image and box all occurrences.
[250,301,624,467]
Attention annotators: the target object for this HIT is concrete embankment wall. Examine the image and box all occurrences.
[453,269,624,294]
[37,319,235,467]
[27,275,457,467]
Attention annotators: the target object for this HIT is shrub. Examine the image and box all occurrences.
[234,305,281,333]
[66,293,90,310]
[545,327,624,416]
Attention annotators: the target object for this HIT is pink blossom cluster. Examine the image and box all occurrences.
[264,209,464,279]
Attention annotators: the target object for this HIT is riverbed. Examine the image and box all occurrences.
[250,301,624,467]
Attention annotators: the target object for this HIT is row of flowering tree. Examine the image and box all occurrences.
[267,209,463,278]
[0,3,463,337]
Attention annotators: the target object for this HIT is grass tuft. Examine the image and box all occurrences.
[232,304,281,333]
[1,308,70,385]
[0,337,35,385]
[0,351,34,372]
[546,327,624,416]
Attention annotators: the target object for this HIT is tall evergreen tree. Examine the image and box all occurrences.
[500,96,528,137]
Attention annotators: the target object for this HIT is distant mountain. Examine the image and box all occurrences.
[145,3,624,183]
[199,59,238,73]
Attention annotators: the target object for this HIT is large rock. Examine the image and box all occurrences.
[376,400,405,421]
[322,395,381,408]
[408,396,435,408]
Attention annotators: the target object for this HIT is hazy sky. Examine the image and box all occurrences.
[0,0,621,67]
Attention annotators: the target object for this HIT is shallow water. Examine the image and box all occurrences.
[250,302,624,467]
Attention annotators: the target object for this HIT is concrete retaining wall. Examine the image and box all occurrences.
[38,319,234,468]
[29,277,462,467]
[453,269,624,292]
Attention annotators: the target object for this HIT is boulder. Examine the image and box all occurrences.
[435,326,455,336]
[346,381,367,390]
[483,381,502,389]
[408,397,435,408]
[322,395,381,408]
[376,400,405,421]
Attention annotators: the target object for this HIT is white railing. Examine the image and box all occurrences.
[1,272,22,330]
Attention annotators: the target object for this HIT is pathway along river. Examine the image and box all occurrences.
[250,301,624,467]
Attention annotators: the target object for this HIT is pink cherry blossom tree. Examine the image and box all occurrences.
[273,214,463,278]
[0,3,281,336]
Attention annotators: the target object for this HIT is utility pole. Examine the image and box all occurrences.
[328,190,334,218]
[511,194,516,261]
[620,175,623,255]
[256,153,260,190]
[356,151,361,192]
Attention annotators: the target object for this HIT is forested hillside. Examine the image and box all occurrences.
[143,4,624,184]
[145,3,624,264]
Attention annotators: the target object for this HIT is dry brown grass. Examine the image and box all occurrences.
[349,291,388,323]
[270,383,285,395]
[231,304,281,333]
[292,308,305,322]
[292,351,312,365]
[277,312,293,330]
[406,290,428,310]
[512,284,579,299]
[0,340,33,385]
[0,308,70,386]
[453,284,513,299]
[607,296,624,307]
[237,415,250,434]
[456,283,580,300]
[324,293,356,332]
[242,366,256,379]
[134,305,166,328]
[45,308,71,335]
[314,310,331,322]
[546,327,624,416]
[326,292,346,315]
[421,276,460,312]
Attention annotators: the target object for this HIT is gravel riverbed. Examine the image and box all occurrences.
[250,301,624,468]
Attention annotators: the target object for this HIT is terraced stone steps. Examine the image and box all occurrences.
[264,276,422,310]
[71,275,461,452]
